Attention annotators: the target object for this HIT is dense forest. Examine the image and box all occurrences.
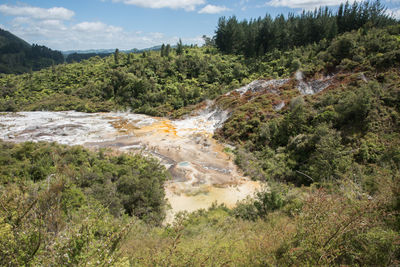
[215,0,397,57]
[0,45,253,115]
[65,52,111,63]
[1,0,400,265]
[0,29,64,74]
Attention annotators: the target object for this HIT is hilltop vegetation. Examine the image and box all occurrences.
[215,0,396,57]
[0,28,64,74]
[65,52,111,63]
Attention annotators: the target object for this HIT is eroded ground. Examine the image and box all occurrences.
[0,108,261,222]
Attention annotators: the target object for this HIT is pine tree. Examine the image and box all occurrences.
[114,48,119,65]
[160,44,165,57]
[176,39,183,55]
[214,0,396,57]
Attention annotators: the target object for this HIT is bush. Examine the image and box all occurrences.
[233,186,286,220]
[0,141,169,224]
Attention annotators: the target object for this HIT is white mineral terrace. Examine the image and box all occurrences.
[0,107,261,223]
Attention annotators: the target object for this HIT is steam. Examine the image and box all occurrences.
[296,70,331,95]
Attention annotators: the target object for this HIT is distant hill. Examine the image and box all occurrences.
[0,28,64,74]
[63,45,164,63]
[62,45,163,56]
[62,49,116,55]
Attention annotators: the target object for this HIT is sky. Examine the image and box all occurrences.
[0,0,399,51]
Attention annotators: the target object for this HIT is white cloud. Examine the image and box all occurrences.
[0,4,74,20]
[0,3,204,50]
[72,21,123,33]
[112,0,205,11]
[35,20,67,30]
[264,0,353,10]
[388,8,400,19]
[198,4,231,14]
[236,0,250,11]
[4,15,202,50]
[11,16,31,25]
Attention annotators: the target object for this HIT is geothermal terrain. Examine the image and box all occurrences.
[0,104,260,222]
[0,74,332,222]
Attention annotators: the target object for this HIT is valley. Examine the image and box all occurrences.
[0,106,260,223]
[1,1,399,265]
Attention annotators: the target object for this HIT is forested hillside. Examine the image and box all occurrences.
[0,45,254,115]
[65,52,111,63]
[1,0,400,265]
[215,25,400,183]
[0,28,64,74]
[1,23,399,116]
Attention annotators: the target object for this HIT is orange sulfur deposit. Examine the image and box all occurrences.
[0,108,262,224]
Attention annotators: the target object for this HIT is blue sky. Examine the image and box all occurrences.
[0,0,399,51]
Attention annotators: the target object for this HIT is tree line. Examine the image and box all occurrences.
[215,0,397,57]
[66,52,111,63]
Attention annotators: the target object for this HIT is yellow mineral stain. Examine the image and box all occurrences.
[0,110,263,224]
[98,110,263,223]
